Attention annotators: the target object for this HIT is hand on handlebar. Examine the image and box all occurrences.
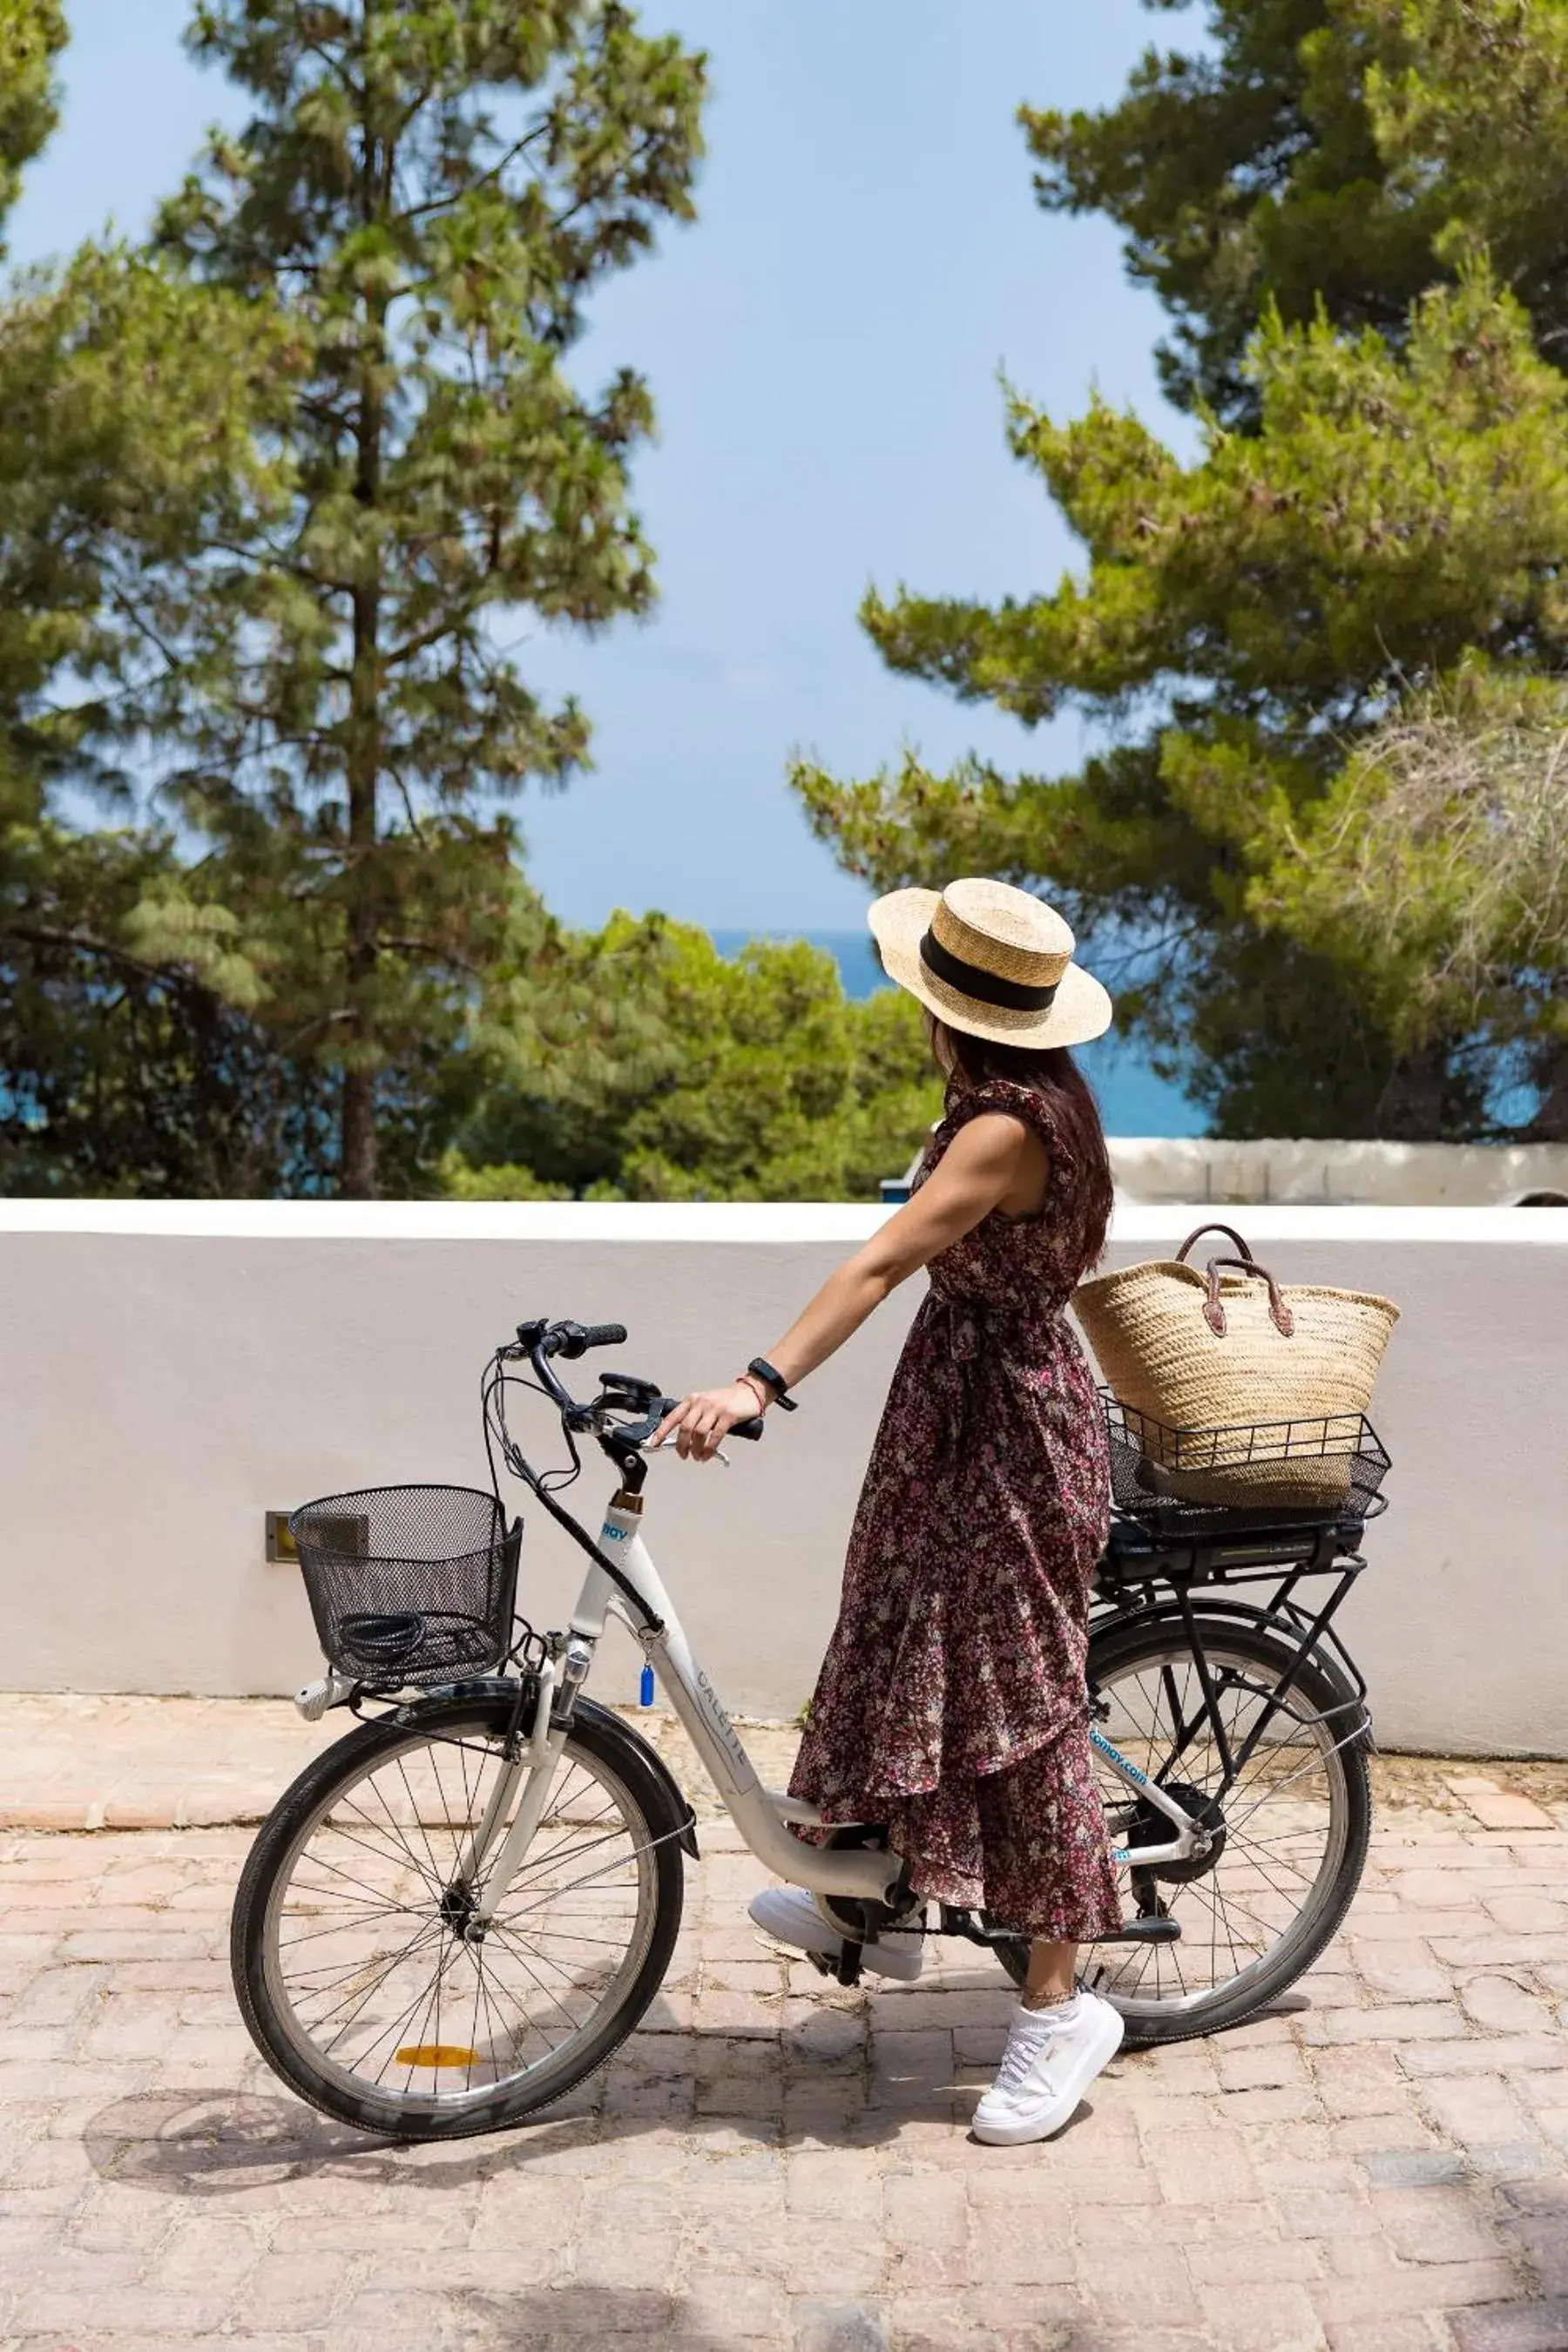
[652,1382,765,1463]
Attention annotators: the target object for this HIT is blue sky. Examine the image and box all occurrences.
[8,0,1193,936]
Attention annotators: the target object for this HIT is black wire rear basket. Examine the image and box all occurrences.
[290,1485,522,1687]
[1104,1396,1390,1538]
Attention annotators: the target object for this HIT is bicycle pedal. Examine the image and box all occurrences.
[1102,1916,1182,1945]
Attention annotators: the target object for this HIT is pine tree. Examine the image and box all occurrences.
[0,0,64,246]
[0,220,306,1193]
[1246,659,1568,1137]
[1020,1,1447,424]
[115,0,707,1196]
[1025,1,1568,419]
[796,6,1568,1139]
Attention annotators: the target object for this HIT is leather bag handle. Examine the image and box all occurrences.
[1201,1254,1296,1341]
[1176,1222,1255,1267]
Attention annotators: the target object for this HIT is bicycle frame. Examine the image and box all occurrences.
[466,1479,1207,1930]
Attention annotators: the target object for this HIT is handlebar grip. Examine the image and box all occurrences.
[549,1319,629,1361]
[730,1415,765,1442]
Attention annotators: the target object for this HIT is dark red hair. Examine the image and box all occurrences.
[933,1023,1113,1267]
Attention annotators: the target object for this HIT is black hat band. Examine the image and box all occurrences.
[919,927,1061,1013]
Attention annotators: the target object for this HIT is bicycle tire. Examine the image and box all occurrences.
[990,1613,1372,2044]
[232,1691,686,2139]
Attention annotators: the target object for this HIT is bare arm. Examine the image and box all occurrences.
[763,1114,1033,1386]
[653,1113,1037,1459]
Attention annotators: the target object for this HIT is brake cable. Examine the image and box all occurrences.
[481,1342,666,1636]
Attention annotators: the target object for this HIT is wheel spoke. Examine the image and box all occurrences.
[251,1710,667,2123]
[1069,1625,1358,2024]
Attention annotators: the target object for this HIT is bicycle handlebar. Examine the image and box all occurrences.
[511,1317,764,1447]
[653,1400,765,1444]
[537,1319,629,1361]
[579,1321,628,1352]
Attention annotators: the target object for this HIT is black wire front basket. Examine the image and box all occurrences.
[290,1484,522,1687]
[1103,1396,1390,1538]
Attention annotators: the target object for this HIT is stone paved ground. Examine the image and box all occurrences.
[0,1700,1566,2352]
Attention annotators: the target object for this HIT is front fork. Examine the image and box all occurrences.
[459,1631,597,1930]
[438,1496,644,1930]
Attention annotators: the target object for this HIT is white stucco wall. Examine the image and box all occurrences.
[1,1200,1565,1754]
[1109,1138,1568,1207]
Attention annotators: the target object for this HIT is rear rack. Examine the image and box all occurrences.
[1094,1515,1373,1758]
[1100,1511,1369,1586]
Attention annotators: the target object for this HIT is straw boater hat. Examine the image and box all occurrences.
[868,877,1112,1051]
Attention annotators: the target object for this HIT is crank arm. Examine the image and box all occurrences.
[1096,1914,1182,1945]
[939,1905,1181,1949]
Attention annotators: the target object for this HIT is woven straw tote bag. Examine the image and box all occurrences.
[1074,1223,1400,1509]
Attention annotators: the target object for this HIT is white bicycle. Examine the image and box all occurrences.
[233,1315,1378,2139]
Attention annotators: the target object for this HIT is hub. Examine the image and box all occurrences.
[439,1882,486,1942]
[1129,1783,1227,1884]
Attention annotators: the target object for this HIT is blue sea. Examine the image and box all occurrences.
[711,929,1206,1137]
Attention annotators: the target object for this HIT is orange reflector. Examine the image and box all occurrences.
[395,2044,478,2070]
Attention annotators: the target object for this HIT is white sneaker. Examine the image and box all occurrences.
[747,1886,924,1981]
[970,1990,1124,2145]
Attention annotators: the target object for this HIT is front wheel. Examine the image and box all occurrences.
[992,1614,1372,2044]
[232,1692,685,2139]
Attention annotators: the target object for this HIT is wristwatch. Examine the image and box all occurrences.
[745,1356,798,1412]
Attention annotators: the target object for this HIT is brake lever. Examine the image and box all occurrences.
[648,1437,733,1470]
[613,1391,762,1463]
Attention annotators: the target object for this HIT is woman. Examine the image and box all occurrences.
[653,876,1124,2146]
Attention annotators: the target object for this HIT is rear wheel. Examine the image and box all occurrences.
[992,1614,1372,2044]
[232,1692,685,2138]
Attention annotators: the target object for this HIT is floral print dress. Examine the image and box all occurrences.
[789,1077,1123,1941]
